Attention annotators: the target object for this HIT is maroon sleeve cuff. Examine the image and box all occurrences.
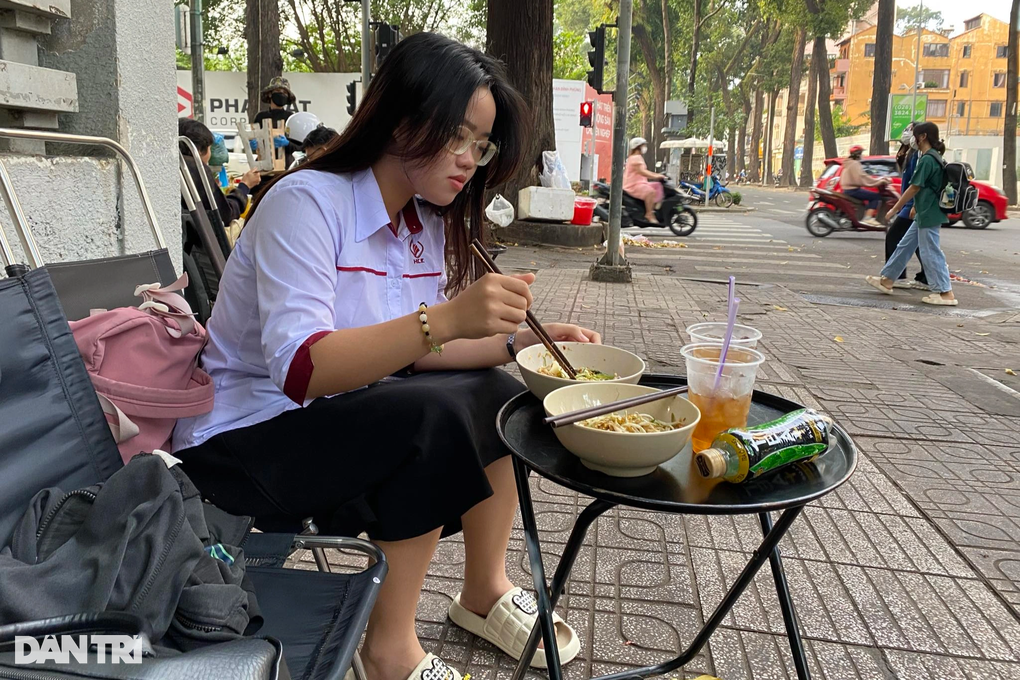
[283,330,332,404]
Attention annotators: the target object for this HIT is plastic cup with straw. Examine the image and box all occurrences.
[682,276,764,451]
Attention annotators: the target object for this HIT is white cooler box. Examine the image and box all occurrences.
[518,187,575,222]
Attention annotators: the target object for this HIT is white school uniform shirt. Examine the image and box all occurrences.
[172,168,448,451]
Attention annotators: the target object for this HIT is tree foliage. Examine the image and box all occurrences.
[896,3,943,34]
[813,104,860,140]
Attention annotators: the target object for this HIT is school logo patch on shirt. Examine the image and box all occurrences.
[410,240,425,263]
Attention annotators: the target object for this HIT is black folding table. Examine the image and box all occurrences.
[497,374,857,680]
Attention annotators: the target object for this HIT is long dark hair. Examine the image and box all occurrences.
[895,143,913,173]
[249,32,527,293]
[912,121,946,155]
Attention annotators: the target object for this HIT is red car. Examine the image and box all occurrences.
[815,156,1007,229]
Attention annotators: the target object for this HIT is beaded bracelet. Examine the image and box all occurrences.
[418,303,444,355]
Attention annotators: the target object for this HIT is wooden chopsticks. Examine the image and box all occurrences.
[468,239,578,380]
[544,385,690,428]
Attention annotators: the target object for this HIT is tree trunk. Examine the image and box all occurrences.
[799,51,818,187]
[748,89,763,182]
[641,103,653,168]
[727,126,737,178]
[780,28,806,187]
[715,67,737,179]
[814,36,837,160]
[688,0,701,109]
[765,90,778,183]
[245,0,283,123]
[486,0,555,209]
[1004,0,1019,204]
[737,94,750,175]
[634,23,666,171]
[870,0,895,154]
[661,0,672,102]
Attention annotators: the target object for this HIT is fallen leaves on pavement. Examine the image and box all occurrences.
[622,235,688,249]
[833,336,844,343]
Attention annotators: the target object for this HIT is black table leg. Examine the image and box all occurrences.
[512,456,564,680]
[510,475,615,680]
[589,505,806,680]
[759,512,811,680]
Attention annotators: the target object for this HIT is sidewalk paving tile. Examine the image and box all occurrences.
[380,269,1020,678]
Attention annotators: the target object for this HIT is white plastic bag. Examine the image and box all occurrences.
[485,194,515,227]
[539,150,571,189]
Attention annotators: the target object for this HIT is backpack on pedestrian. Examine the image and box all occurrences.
[935,156,978,215]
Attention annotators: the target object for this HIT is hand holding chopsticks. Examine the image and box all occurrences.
[544,385,690,428]
[468,239,578,380]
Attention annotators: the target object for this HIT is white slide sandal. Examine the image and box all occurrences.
[345,653,461,680]
[448,587,580,669]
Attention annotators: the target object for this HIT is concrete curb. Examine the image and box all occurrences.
[495,220,604,248]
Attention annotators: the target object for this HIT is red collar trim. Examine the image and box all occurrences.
[402,201,424,234]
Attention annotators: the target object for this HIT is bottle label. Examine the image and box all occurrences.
[724,409,831,482]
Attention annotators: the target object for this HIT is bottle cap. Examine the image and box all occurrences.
[695,448,728,479]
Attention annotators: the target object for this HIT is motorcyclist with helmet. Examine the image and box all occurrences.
[841,144,890,226]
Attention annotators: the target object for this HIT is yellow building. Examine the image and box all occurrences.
[831,13,1015,136]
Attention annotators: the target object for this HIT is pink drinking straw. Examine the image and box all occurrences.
[713,287,740,393]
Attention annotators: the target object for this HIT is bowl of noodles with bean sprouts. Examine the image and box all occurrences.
[543,383,701,477]
[515,342,646,399]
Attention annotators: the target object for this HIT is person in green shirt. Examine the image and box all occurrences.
[865,121,956,306]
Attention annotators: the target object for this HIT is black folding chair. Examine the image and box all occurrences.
[0,130,385,680]
[0,128,178,321]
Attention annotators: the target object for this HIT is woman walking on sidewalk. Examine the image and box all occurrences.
[885,124,927,290]
[865,121,956,306]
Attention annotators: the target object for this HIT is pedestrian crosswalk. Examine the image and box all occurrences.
[621,214,850,282]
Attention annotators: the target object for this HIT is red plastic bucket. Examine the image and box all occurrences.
[571,197,597,226]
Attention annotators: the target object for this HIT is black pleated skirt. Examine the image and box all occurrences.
[177,369,525,542]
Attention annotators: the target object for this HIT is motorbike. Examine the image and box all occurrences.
[679,178,734,208]
[592,178,698,237]
[805,182,900,237]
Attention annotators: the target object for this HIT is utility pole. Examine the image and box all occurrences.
[706,107,715,207]
[190,0,206,122]
[592,0,634,283]
[361,0,372,87]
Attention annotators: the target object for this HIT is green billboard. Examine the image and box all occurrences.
[888,94,927,140]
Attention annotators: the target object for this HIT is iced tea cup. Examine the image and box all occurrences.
[686,322,762,348]
[681,343,765,452]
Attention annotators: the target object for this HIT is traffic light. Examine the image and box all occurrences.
[346,80,359,115]
[579,101,593,127]
[587,24,606,94]
[374,23,401,67]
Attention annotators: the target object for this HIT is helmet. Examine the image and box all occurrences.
[848,145,864,156]
[285,112,322,144]
[629,137,648,152]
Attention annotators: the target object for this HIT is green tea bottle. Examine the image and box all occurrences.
[695,409,832,483]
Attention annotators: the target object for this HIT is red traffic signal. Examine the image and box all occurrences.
[579,101,594,128]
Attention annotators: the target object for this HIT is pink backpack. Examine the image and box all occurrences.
[70,274,215,464]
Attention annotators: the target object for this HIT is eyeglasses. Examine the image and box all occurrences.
[447,126,498,166]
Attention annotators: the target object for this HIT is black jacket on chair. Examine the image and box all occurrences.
[0,454,262,652]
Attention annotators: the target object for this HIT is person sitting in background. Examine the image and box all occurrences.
[301,126,338,159]
[179,118,261,225]
[622,137,666,223]
[283,112,338,168]
[841,145,888,226]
